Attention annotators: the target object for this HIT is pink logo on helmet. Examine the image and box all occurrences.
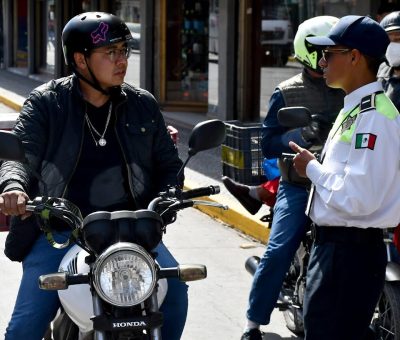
[91,22,109,44]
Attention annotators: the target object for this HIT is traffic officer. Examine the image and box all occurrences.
[290,15,400,340]
[238,16,344,340]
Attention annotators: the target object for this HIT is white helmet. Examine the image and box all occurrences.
[294,16,339,72]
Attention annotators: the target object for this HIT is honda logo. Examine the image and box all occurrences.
[112,321,147,328]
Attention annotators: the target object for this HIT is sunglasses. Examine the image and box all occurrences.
[321,48,351,62]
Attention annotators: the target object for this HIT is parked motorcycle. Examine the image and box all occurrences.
[0,119,227,340]
[245,107,400,339]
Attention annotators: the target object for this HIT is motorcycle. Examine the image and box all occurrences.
[0,119,227,340]
[245,107,400,339]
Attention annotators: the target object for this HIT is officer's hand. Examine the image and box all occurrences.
[0,190,31,219]
[289,141,316,178]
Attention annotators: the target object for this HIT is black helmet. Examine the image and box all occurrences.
[62,12,132,66]
[380,11,400,32]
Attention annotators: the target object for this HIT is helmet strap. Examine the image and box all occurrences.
[72,56,110,96]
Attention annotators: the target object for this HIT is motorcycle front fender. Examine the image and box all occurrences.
[385,261,400,282]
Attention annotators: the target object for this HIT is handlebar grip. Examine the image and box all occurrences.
[25,204,35,212]
[181,185,220,200]
[25,198,44,212]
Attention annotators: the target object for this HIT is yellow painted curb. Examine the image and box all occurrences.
[0,95,22,112]
[184,180,270,244]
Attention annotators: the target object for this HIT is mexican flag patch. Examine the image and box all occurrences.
[355,133,377,150]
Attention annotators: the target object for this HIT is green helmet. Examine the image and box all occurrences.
[294,16,339,71]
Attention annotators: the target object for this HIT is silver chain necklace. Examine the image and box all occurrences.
[85,102,112,147]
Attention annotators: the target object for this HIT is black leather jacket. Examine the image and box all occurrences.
[0,75,183,261]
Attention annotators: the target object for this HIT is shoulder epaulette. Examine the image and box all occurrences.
[359,91,383,113]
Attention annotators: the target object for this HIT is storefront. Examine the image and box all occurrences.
[157,0,210,112]
[1,0,398,121]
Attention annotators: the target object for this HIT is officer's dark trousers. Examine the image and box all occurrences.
[303,227,386,340]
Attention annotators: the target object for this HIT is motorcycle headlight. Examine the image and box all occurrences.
[92,242,157,307]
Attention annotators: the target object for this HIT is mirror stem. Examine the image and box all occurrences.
[177,156,191,183]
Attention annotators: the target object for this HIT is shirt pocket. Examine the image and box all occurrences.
[125,122,157,164]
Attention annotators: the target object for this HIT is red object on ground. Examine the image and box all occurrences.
[393,224,400,254]
[261,177,280,208]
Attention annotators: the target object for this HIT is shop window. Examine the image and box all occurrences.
[162,0,209,111]
[14,0,28,68]
[46,0,56,74]
[113,0,141,87]
[209,0,218,114]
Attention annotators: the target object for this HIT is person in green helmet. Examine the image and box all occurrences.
[238,16,345,340]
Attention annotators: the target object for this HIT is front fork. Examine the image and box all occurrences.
[385,232,400,282]
[93,295,107,340]
[149,291,162,340]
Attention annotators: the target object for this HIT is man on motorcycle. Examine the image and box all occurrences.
[378,11,400,111]
[291,15,398,340]
[0,12,187,340]
[240,16,344,340]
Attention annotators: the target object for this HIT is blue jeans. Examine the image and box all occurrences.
[5,233,188,340]
[247,181,309,325]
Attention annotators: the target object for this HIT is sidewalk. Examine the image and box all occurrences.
[0,70,271,244]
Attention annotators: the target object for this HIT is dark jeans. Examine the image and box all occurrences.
[247,181,309,324]
[304,229,386,340]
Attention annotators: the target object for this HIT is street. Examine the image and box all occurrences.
[0,208,301,340]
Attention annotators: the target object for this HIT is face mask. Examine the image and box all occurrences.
[386,42,400,67]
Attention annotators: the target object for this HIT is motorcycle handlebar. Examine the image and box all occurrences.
[180,185,220,200]
[25,197,47,212]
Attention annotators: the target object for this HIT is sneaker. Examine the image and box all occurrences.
[222,176,262,215]
[240,328,263,340]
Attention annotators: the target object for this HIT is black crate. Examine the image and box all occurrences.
[221,120,266,185]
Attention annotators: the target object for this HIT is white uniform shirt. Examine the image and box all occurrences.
[306,81,400,229]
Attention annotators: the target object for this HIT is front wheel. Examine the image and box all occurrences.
[372,281,400,339]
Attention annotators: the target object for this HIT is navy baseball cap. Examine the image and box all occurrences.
[306,15,390,59]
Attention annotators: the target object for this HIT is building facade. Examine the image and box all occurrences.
[0,0,396,121]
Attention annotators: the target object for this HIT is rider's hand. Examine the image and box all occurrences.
[289,141,316,178]
[0,190,31,219]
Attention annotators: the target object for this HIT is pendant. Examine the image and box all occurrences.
[98,138,107,147]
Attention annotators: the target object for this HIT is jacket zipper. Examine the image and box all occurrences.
[61,106,86,198]
[114,101,138,208]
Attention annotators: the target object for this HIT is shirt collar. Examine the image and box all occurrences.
[343,81,383,112]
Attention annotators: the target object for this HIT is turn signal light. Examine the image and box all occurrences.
[39,272,68,290]
[178,264,207,281]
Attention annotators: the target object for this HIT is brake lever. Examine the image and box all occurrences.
[192,200,229,210]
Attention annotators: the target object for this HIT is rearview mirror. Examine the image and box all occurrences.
[277,107,311,128]
[177,119,226,180]
[188,119,226,156]
[0,131,27,162]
